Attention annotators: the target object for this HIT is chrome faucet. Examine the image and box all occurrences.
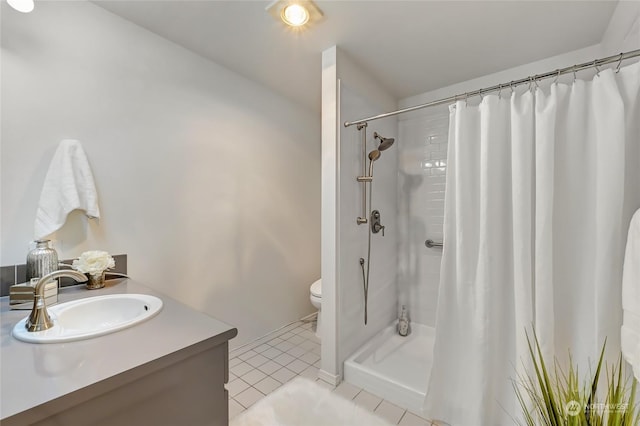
[26,270,87,332]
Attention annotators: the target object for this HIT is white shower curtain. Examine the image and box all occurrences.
[424,62,640,426]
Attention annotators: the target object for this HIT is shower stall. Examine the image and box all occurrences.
[318,43,450,411]
[319,46,458,417]
[342,106,448,414]
[321,42,640,424]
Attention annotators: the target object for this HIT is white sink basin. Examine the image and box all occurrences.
[12,294,163,344]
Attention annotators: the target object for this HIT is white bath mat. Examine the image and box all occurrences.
[230,377,393,426]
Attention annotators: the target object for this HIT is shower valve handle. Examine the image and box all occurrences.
[372,222,385,236]
[371,210,385,236]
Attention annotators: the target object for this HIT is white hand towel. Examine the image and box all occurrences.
[34,140,100,239]
[621,208,640,381]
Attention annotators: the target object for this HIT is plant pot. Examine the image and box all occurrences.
[86,272,105,290]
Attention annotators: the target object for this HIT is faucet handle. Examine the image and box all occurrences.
[26,270,87,332]
[373,222,386,236]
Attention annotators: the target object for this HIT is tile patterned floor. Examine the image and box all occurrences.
[227,319,435,425]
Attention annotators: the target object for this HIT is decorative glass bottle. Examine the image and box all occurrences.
[26,240,59,284]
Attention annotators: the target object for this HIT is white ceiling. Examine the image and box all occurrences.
[94,0,617,112]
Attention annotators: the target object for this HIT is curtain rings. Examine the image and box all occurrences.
[616,53,624,73]
[594,60,601,77]
[464,93,468,107]
[479,88,483,102]
[573,65,577,82]
[553,69,561,85]
[528,76,534,92]
[498,84,502,99]
[510,81,514,95]
[533,76,540,91]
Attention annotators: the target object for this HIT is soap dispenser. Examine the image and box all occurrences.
[398,305,410,337]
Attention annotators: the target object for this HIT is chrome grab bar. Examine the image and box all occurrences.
[425,239,443,248]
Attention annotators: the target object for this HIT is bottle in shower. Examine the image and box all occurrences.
[398,305,410,337]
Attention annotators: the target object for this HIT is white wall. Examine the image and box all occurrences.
[0,1,320,347]
[320,46,398,381]
[601,1,640,54]
[320,46,340,382]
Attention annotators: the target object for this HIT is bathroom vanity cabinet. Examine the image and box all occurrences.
[0,279,237,426]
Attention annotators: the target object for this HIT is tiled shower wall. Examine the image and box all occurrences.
[397,107,449,327]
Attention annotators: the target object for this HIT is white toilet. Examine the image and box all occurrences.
[309,278,322,339]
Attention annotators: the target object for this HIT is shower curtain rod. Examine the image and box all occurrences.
[343,49,640,128]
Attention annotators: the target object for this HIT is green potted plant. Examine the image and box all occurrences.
[513,331,639,425]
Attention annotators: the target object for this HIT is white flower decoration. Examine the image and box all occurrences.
[72,251,115,276]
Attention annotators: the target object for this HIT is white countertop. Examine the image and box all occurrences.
[0,279,237,421]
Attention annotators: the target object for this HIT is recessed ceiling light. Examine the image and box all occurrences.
[282,3,309,27]
[7,0,34,13]
[266,0,323,29]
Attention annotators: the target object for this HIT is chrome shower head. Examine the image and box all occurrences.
[374,132,395,151]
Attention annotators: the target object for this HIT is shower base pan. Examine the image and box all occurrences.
[344,322,435,413]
